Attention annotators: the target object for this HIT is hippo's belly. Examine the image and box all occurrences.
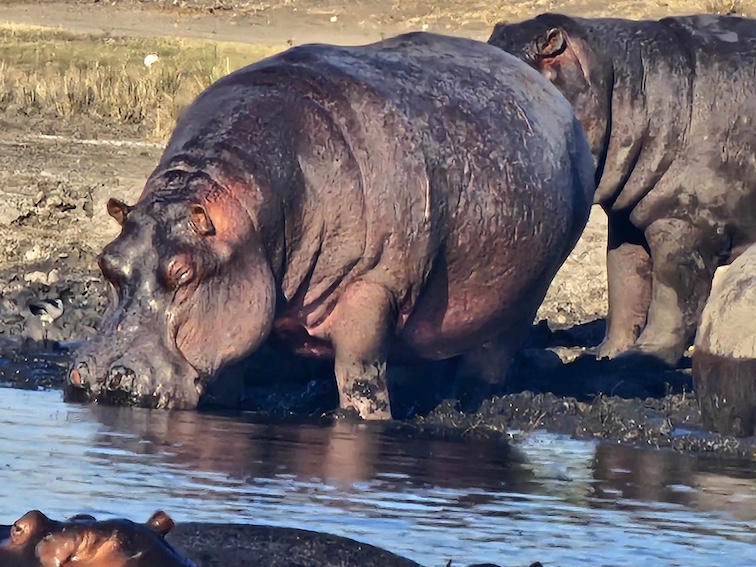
[395,249,550,361]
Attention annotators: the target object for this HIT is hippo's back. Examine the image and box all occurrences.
[664,15,756,57]
[199,32,586,189]
[231,31,593,235]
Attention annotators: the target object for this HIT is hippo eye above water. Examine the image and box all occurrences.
[164,256,195,290]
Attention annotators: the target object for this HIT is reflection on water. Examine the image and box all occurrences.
[0,387,754,566]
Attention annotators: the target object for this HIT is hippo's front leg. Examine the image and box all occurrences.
[597,214,652,359]
[326,281,395,420]
[631,218,719,366]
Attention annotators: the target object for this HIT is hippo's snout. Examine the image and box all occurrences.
[65,347,203,410]
[66,357,96,401]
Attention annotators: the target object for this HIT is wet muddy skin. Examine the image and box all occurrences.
[2,317,754,462]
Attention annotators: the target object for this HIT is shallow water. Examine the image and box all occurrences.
[0,387,754,566]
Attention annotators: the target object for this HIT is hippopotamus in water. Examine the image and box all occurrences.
[34,511,190,567]
[488,14,756,367]
[0,511,96,567]
[66,31,595,418]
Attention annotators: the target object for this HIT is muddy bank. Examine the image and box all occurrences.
[166,523,544,567]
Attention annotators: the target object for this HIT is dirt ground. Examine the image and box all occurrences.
[0,0,755,461]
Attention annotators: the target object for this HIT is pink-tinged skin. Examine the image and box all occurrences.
[489,14,756,368]
[68,31,595,419]
[34,511,191,567]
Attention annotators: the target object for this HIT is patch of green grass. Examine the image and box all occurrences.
[0,24,282,140]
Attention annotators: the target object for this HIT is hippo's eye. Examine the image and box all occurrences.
[10,523,24,540]
[164,256,195,290]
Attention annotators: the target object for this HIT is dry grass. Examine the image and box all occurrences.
[706,0,750,15]
[384,0,756,28]
[0,24,281,141]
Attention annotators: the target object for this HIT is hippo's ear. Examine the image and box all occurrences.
[188,203,216,237]
[537,28,568,59]
[490,20,508,33]
[107,198,133,226]
[146,511,175,536]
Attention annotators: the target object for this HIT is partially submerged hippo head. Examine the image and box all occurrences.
[1,511,96,566]
[34,511,190,567]
[67,168,276,409]
[488,14,612,167]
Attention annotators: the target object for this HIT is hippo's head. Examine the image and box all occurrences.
[34,511,189,567]
[488,14,612,170]
[67,169,277,409]
[0,511,97,565]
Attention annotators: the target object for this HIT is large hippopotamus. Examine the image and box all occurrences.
[67,31,595,418]
[488,14,756,367]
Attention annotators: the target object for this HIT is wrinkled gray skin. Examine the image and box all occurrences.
[489,14,756,367]
[67,31,595,418]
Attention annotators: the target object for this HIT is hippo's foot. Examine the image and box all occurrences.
[329,407,365,422]
[65,364,203,410]
[595,335,636,361]
[609,343,682,371]
[335,368,393,421]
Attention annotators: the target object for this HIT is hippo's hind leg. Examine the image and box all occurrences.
[327,280,394,420]
[631,218,723,367]
[597,213,652,359]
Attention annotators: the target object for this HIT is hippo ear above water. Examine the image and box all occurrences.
[188,203,216,237]
[537,28,567,58]
[146,511,175,536]
[107,198,133,226]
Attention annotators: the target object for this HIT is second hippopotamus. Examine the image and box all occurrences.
[67,30,595,418]
[489,14,756,367]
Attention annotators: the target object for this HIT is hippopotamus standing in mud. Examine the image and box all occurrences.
[488,14,756,367]
[67,31,595,418]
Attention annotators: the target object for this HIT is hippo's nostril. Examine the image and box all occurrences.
[70,368,82,387]
[107,365,135,391]
[69,360,91,388]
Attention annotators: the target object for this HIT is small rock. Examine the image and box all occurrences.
[47,269,61,285]
[24,245,42,262]
[23,271,48,284]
